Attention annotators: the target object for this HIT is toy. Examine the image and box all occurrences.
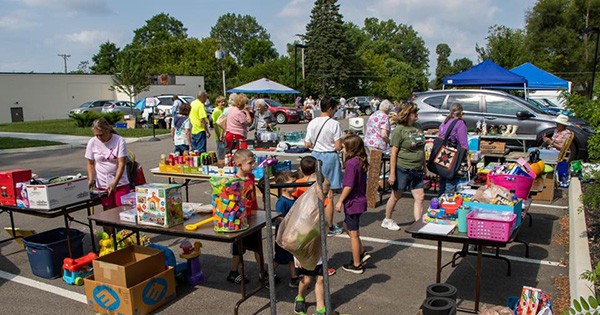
[136,183,184,227]
[98,232,114,257]
[185,216,216,231]
[62,252,97,285]
[179,240,205,285]
[209,177,249,232]
[148,243,187,281]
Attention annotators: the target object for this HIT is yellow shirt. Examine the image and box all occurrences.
[189,99,208,134]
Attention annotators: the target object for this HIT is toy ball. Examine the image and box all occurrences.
[528,163,542,176]
[430,198,440,209]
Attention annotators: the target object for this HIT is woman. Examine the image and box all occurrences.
[382,102,426,231]
[171,102,192,155]
[225,93,252,150]
[364,99,392,152]
[85,118,130,210]
[436,103,471,195]
[528,114,573,163]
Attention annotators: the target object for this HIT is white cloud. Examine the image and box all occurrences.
[17,0,112,15]
[64,30,116,45]
[0,12,38,30]
[277,0,312,18]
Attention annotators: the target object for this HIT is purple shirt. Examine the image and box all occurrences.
[341,157,367,215]
[437,118,468,149]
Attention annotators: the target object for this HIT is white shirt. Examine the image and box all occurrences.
[304,116,343,152]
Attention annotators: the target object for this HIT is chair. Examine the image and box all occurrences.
[557,131,575,163]
[349,117,365,135]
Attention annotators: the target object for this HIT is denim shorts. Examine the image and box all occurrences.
[191,131,207,153]
[392,167,424,192]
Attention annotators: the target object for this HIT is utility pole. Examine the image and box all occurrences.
[57,53,71,73]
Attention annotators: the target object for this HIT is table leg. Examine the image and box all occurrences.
[436,240,442,283]
[0,210,19,245]
[63,213,73,258]
[185,179,190,202]
[475,245,482,313]
[234,240,246,315]
[87,206,97,253]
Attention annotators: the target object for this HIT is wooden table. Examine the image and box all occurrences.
[0,197,102,255]
[89,207,277,315]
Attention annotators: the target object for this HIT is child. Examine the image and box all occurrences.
[273,171,300,288]
[211,96,227,166]
[227,149,261,284]
[170,103,192,155]
[293,179,340,315]
[335,134,371,274]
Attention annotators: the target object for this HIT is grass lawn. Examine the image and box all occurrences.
[0,119,170,137]
[0,137,64,149]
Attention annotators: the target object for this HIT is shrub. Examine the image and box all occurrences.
[70,112,124,128]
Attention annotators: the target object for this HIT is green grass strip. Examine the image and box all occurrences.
[0,137,64,149]
[0,119,170,137]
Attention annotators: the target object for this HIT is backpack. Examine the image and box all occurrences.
[126,150,146,189]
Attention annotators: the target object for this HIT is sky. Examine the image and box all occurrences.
[0,0,537,74]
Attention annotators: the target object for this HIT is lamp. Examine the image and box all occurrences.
[583,26,600,99]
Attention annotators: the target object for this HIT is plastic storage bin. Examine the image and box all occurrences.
[466,211,516,242]
[23,228,85,279]
[489,171,536,200]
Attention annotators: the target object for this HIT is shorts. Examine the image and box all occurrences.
[101,184,132,210]
[274,243,294,265]
[231,230,261,255]
[297,264,323,277]
[191,131,207,153]
[216,140,226,160]
[311,151,343,190]
[344,213,362,231]
[392,167,424,192]
[174,144,189,155]
[225,132,245,151]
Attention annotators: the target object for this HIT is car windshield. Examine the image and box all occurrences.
[80,102,92,108]
[267,99,283,107]
[182,97,195,103]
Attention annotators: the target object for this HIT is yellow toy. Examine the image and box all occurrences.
[98,232,114,257]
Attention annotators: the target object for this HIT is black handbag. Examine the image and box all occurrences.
[427,119,468,179]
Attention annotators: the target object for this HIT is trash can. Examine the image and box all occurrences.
[22,228,85,279]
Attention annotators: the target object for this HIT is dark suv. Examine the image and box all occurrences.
[347,96,377,115]
[414,89,592,160]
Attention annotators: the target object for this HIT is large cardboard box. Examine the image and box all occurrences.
[532,173,555,201]
[26,177,89,210]
[480,141,506,154]
[0,169,32,206]
[136,183,183,227]
[85,267,175,315]
[93,245,166,287]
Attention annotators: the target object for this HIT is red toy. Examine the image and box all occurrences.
[62,252,97,285]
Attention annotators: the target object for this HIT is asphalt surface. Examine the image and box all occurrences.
[0,119,570,315]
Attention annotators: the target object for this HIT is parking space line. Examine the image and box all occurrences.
[530,203,568,209]
[0,270,86,303]
[336,235,567,267]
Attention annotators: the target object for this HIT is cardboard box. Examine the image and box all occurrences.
[0,169,32,206]
[464,200,523,229]
[119,208,137,223]
[85,267,175,315]
[182,165,204,175]
[136,184,183,227]
[532,173,555,201]
[158,163,183,174]
[480,141,506,154]
[126,119,136,129]
[93,245,166,287]
[26,177,89,210]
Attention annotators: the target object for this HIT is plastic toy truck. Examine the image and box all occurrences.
[62,252,97,285]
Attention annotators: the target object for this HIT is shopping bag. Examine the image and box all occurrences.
[276,183,325,271]
[426,120,467,179]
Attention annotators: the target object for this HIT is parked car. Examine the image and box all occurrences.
[142,95,216,128]
[69,100,112,115]
[347,96,378,115]
[413,89,592,160]
[101,101,141,117]
[249,99,301,124]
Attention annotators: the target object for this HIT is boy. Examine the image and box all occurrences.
[211,96,227,167]
[227,149,261,284]
[273,171,300,288]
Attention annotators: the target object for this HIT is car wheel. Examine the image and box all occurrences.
[276,112,287,124]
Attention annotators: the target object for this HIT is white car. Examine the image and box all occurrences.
[141,95,195,121]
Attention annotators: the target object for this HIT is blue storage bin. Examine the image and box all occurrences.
[23,228,85,279]
[114,122,127,129]
[468,136,480,151]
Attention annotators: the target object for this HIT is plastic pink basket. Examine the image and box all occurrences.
[466,211,516,242]
[489,167,536,200]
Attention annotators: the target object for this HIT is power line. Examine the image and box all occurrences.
[57,53,71,73]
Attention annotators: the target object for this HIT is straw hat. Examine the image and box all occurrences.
[553,114,571,126]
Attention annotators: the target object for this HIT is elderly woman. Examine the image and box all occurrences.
[382,102,426,231]
[225,93,253,149]
[249,98,276,140]
[85,118,130,210]
[436,103,471,195]
[528,114,573,163]
[364,99,392,152]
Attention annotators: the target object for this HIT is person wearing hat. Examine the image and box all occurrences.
[542,114,573,151]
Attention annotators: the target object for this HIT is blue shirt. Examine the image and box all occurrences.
[275,195,295,228]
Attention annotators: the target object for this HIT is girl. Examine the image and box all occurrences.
[171,103,192,155]
[335,134,371,274]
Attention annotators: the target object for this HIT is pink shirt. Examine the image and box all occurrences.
[364,110,390,150]
[85,134,129,189]
[550,128,572,151]
[226,107,248,137]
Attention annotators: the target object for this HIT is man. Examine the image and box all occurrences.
[189,90,211,152]
[249,98,276,140]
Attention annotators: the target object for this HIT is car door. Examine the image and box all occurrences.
[483,94,538,135]
[444,93,484,132]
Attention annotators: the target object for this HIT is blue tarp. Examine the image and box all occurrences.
[227,78,300,94]
[443,60,527,87]
[510,62,569,90]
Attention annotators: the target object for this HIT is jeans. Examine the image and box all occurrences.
[438,177,459,196]
[191,131,207,153]
[174,144,189,155]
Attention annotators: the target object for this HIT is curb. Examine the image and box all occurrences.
[568,177,596,302]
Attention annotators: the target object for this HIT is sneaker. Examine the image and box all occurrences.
[294,297,307,314]
[314,308,340,315]
[327,225,343,236]
[381,218,401,231]
[226,271,249,284]
[289,277,300,288]
[259,273,280,286]
[360,251,372,266]
[327,267,336,276]
[342,262,364,274]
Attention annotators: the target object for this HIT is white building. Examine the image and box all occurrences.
[0,73,204,124]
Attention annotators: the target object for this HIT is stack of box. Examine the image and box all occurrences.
[84,245,176,315]
[135,184,184,228]
[0,169,32,207]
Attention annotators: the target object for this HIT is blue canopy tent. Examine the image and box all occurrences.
[227,78,300,94]
[443,60,528,89]
[510,62,571,91]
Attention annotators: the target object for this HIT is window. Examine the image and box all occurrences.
[447,94,480,112]
[422,95,445,109]
[485,95,525,116]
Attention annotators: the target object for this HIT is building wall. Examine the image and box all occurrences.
[0,74,205,124]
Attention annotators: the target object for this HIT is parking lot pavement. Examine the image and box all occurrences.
[0,120,569,314]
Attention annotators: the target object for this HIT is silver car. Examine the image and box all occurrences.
[69,100,112,115]
[413,89,591,160]
[101,101,141,117]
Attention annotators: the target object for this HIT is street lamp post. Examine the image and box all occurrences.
[215,49,226,97]
[294,43,307,90]
[583,26,600,99]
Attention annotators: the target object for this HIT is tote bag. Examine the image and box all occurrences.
[427,119,468,179]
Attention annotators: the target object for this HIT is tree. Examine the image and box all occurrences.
[475,25,528,69]
[434,43,453,89]
[210,13,270,63]
[304,0,353,95]
[90,41,120,74]
[132,13,187,47]
[70,60,90,74]
[110,50,150,109]
[452,58,474,73]
[240,38,278,67]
